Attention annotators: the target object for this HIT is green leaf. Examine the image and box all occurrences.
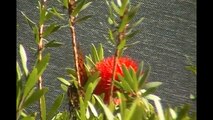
[33,26,39,44]
[38,1,46,25]
[49,7,65,20]
[128,3,141,22]
[75,15,93,24]
[94,95,114,120]
[23,88,48,109]
[108,29,116,45]
[126,99,143,120]
[47,94,64,120]
[126,30,140,40]
[121,65,135,90]
[19,44,29,76]
[66,68,77,77]
[20,11,36,30]
[16,61,22,82]
[117,39,126,50]
[118,74,133,92]
[138,64,150,88]
[35,53,50,77]
[118,15,129,32]
[97,43,104,61]
[190,94,196,100]
[146,94,165,120]
[61,84,68,92]
[84,72,100,90]
[91,44,100,63]
[111,1,121,15]
[144,82,162,89]
[88,101,98,117]
[63,0,68,9]
[132,17,145,28]
[108,17,113,25]
[185,65,196,75]
[79,97,87,120]
[45,40,64,48]
[85,55,96,68]
[22,116,35,120]
[117,92,126,120]
[23,68,38,99]
[57,77,71,86]
[84,77,100,104]
[176,104,190,120]
[40,95,47,120]
[80,2,92,13]
[120,0,129,16]
[71,0,86,17]
[43,24,61,37]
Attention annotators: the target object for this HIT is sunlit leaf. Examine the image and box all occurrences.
[120,0,129,16]
[94,95,114,120]
[23,68,38,99]
[144,82,162,89]
[23,88,48,109]
[57,77,71,86]
[84,72,100,90]
[19,44,29,76]
[91,44,100,63]
[138,65,150,88]
[49,7,65,20]
[88,101,98,117]
[33,26,39,44]
[97,43,104,61]
[111,1,121,15]
[118,74,133,92]
[126,99,143,120]
[61,84,68,92]
[40,95,46,120]
[47,94,64,120]
[146,94,165,120]
[22,116,35,120]
[63,0,68,9]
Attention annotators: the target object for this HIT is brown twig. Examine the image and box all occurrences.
[68,0,82,88]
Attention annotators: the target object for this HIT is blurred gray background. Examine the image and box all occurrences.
[17,0,196,113]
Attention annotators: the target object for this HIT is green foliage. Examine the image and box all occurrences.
[17,0,196,120]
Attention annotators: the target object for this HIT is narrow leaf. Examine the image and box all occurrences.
[43,24,61,37]
[120,0,129,16]
[75,15,92,24]
[97,43,104,61]
[40,95,47,120]
[22,116,35,120]
[111,1,121,15]
[45,40,63,48]
[144,82,162,89]
[38,1,46,25]
[49,7,65,20]
[23,88,48,108]
[71,0,86,16]
[61,84,68,92]
[88,101,98,117]
[138,65,150,88]
[94,95,114,120]
[47,94,64,120]
[122,65,135,90]
[63,0,68,9]
[20,11,36,30]
[19,44,29,75]
[80,2,92,13]
[23,68,38,99]
[132,17,145,28]
[91,44,100,63]
[57,77,70,86]
[35,53,50,77]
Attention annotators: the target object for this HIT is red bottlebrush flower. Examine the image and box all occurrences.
[94,56,138,103]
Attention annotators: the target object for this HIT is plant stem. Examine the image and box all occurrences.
[38,0,46,119]
[110,9,128,103]
[68,0,82,88]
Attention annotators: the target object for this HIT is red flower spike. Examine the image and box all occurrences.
[94,56,138,104]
